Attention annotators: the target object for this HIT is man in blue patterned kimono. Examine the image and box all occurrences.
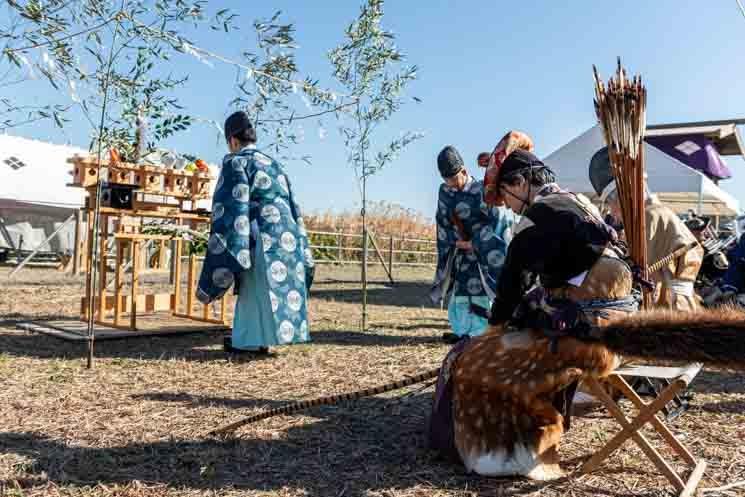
[430,146,513,343]
[197,111,315,355]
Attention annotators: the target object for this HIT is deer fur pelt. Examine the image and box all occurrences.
[451,306,745,480]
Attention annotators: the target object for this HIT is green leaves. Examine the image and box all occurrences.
[329,0,420,179]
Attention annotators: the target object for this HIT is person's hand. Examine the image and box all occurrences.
[455,240,473,251]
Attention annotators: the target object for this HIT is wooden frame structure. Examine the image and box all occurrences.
[581,363,706,497]
[69,154,229,334]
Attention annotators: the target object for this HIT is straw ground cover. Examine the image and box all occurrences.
[0,266,743,496]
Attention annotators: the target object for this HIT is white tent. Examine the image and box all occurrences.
[543,125,741,216]
[0,134,88,208]
[0,134,88,254]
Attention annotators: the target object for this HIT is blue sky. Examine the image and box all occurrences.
[6,1,745,220]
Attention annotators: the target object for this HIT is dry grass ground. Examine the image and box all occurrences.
[0,265,743,497]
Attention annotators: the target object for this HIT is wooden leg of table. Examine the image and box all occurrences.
[609,375,697,466]
[72,210,82,275]
[187,253,196,318]
[172,240,182,313]
[581,377,686,492]
[158,239,167,269]
[83,210,95,319]
[97,215,108,320]
[680,461,707,497]
[220,297,227,324]
[114,240,124,326]
[130,240,139,330]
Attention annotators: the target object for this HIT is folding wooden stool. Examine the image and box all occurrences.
[580,363,707,497]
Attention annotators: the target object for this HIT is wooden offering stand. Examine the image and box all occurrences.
[68,154,229,333]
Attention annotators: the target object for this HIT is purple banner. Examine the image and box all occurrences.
[646,133,732,180]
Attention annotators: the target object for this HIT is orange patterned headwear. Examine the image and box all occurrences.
[483,130,535,206]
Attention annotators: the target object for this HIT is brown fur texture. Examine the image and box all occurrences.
[452,306,745,479]
[597,306,745,367]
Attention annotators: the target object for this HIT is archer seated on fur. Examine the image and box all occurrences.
[430,149,639,477]
[429,150,745,480]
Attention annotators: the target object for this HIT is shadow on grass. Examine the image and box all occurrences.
[0,324,445,363]
[0,393,647,497]
[310,281,438,309]
[692,368,745,395]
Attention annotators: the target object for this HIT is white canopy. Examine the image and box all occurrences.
[543,125,741,216]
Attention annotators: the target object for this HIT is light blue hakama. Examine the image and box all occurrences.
[447,295,491,337]
[231,235,279,350]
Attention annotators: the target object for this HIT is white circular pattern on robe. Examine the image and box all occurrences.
[304,247,315,266]
[254,153,272,166]
[503,227,513,244]
[280,232,297,252]
[270,261,288,282]
[437,226,447,241]
[212,203,224,221]
[261,205,281,224]
[287,290,303,312]
[236,249,252,268]
[261,233,273,252]
[297,217,307,236]
[269,291,279,312]
[467,277,482,295]
[254,171,272,190]
[232,183,250,202]
[299,320,309,340]
[487,250,505,267]
[207,234,226,255]
[438,200,447,214]
[212,268,234,289]
[480,226,495,241]
[274,197,291,213]
[277,174,289,193]
[467,252,477,262]
[296,262,306,282]
[455,202,471,219]
[277,320,295,342]
[233,215,250,236]
[232,157,247,171]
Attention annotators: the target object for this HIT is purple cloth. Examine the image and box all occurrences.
[646,134,732,180]
[428,338,471,462]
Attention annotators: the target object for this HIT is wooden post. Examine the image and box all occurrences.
[202,257,210,320]
[187,252,197,318]
[97,214,108,321]
[168,240,177,285]
[337,229,343,263]
[158,239,167,270]
[81,211,94,319]
[220,296,227,324]
[368,231,394,284]
[114,240,124,326]
[172,239,182,313]
[72,209,83,275]
[130,240,140,330]
[388,235,394,281]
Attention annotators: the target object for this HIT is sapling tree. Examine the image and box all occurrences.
[329,0,422,330]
